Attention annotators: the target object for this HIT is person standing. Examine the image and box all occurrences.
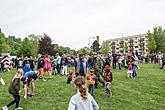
[37,56,46,81]
[92,52,104,88]
[74,54,88,77]
[29,56,35,71]
[44,54,52,79]
[62,56,68,75]
[87,69,96,97]
[160,53,165,69]
[103,65,113,97]
[51,56,57,76]
[16,57,23,70]
[56,53,62,75]
[68,76,99,110]
[112,52,117,69]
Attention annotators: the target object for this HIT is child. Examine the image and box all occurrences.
[2,69,23,110]
[22,62,30,75]
[87,69,96,97]
[21,71,38,99]
[37,56,46,81]
[103,65,113,97]
[127,62,133,78]
[68,76,99,110]
[67,71,74,84]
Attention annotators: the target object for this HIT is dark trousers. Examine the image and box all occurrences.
[132,65,137,77]
[118,63,122,70]
[7,95,20,108]
[160,62,165,69]
[57,64,61,74]
[67,78,72,84]
[88,85,95,96]
[95,76,104,88]
[112,61,116,69]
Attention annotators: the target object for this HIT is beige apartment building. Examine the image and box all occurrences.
[106,34,149,55]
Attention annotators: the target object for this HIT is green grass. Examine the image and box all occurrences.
[0,64,165,110]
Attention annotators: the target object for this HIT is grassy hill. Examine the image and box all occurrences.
[0,64,165,110]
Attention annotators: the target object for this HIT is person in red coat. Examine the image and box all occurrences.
[103,65,113,97]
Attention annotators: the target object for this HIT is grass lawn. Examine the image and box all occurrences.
[0,64,165,110]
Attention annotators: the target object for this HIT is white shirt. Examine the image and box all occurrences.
[68,92,99,110]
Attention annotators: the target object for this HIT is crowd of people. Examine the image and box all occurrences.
[1,51,165,110]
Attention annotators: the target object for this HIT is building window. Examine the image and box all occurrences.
[135,46,138,48]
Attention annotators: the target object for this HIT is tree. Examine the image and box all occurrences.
[38,33,54,55]
[0,29,10,53]
[7,35,22,55]
[146,30,157,53]
[146,26,165,53]
[91,40,100,53]
[18,37,36,56]
[101,41,110,55]
[28,34,40,56]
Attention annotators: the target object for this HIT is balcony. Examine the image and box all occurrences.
[139,38,144,42]
[129,39,134,43]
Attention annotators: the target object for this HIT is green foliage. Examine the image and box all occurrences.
[147,26,165,53]
[7,36,22,55]
[28,34,40,56]
[101,41,110,55]
[54,44,76,56]
[0,29,75,57]
[78,48,87,55]
[146,31,157,53]
[18,37,34,56]
[0,31,10,53]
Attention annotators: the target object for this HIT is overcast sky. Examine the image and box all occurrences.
[0,0,165,50]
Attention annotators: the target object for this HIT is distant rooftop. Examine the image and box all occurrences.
[107,34,146,41]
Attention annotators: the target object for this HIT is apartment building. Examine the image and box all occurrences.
[106,34,148,55]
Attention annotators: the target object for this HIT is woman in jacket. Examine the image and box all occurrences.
[2,69,23,110]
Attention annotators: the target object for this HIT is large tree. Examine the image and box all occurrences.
[7,35,22,55]
[38,33,54,55]
[101,41,110,55]
[0,29,10,53]
[28,34,40,56]
[146,30,157,53]
[146,26,165,53]
[18,37,37,56]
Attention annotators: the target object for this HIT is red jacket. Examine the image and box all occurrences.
[104,71,113,82]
